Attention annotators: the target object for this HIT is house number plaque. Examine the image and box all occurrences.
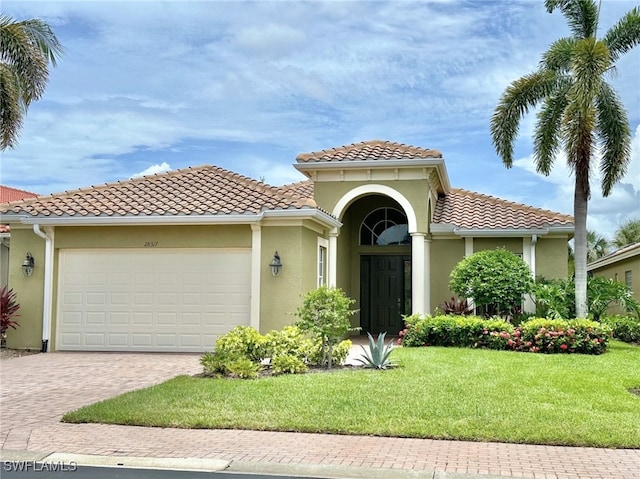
[144,241,158,247]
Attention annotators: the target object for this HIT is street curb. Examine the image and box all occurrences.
[0,450,53,462]
[41,453,230,472]
[228,460,511,479]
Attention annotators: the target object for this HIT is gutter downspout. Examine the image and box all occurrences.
[33,225,54,352]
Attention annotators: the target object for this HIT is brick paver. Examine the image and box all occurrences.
[1,352,638,478]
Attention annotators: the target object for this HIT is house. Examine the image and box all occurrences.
[0,186,39,288]
[587,242,640,309]
[0,140,574,352]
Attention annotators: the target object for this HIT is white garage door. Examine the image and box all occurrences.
[56,249,251,352]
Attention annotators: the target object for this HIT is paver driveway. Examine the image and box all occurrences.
[1,352,639,479]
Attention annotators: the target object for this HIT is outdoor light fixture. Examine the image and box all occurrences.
[22,252,34,277]
[269,251,282,276]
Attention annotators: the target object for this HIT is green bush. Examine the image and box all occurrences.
[271,354,308,375]
[601,315,640,343]
[213,325,267,363]
[399,314,513,349]
[304,339,352,367]
[449,248,533,317]
[399,315,611,355]
[225,357,262,379]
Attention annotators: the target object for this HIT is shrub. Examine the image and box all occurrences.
[271,354,308,375]
[441,297,473,316]
[588,277,640,320]
[0,286,20,336]
[304,339,352,367]
[225,357,262,379]
[399,314,513,349]
[449,248,533,317]
[213,325,267,363]
[601,315,640,343]
[515,318,611,355]
[399,315,611,355]
[295,286,359,369]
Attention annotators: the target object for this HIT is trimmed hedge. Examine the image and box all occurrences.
[601,315,640,344]
[399,315,612,355]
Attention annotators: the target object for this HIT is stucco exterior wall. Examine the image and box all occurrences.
[54,224,252,249]
[5,228,45,350]
[429,237,465,312]
[314,179,432,232]
[590,255,639,308]
[260,225,322,332]
[472,237,523,255]
[536,237,569,280]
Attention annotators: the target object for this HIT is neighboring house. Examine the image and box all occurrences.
[0,186,39,289]
[0,140,574,352]
[587,242,640,310]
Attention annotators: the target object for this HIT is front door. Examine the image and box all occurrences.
[360,255,410,335]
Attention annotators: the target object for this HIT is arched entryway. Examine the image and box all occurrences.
[331,185,428,335]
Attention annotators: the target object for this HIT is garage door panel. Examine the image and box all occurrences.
[57,249,251,352]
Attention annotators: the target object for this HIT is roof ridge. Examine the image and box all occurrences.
[296,139,442,162]
[450,188,573,220]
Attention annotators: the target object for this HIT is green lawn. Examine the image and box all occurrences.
[63,341,640,448]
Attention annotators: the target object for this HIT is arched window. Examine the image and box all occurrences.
[360,207,409,245]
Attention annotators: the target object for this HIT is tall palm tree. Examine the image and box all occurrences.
[490,0,640,318]
[612,218,640,248]
[586,230,609,262]
[0,14,63,150]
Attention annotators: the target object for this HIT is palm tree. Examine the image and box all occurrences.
[586,230,609,262]
[0,14,63,150]
[612,218,640,249]
[490,0,640,318]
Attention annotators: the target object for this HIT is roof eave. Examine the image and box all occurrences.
[587,243,640,271]
[2,208,342,230]
[430,224,574,237]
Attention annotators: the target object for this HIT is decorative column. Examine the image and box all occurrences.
[424,237,431,314]
[411,233,426,314]
[250,225,261,330]
[328,229,339,287]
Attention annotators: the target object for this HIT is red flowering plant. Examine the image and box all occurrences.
[1,286,21,339]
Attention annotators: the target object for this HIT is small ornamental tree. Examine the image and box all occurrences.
[295,285,358,369]
[449,248,533,318]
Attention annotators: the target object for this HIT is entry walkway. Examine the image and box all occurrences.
[1,352,638,478]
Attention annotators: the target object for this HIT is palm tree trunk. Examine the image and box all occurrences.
[573,174,589,319]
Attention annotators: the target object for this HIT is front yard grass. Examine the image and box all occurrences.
[63,341,640,448]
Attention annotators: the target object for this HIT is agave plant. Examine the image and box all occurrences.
[356,332,395,369]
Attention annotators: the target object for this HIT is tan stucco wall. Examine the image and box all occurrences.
[314,179,432,232]
[536,237,569,280]
[5,228,45,350]
[54,224,252,249]
[260,225,321,332]
[472,237,523,255]
[429,237,465,312]
[590,255,639,312]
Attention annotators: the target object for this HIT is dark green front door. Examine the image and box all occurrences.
[360,255,410,335]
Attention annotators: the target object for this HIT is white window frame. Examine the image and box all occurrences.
[317,237,329,287]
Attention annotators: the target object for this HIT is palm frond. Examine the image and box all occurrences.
[545,0,599,39]
[490,70,558,167]
[533,81,570,175]
[540,37,577,72]
[562,102,596,198]
[603,7,640,62]
[0,64,23,150]
[595,81,631,197]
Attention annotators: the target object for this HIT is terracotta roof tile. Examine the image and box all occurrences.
[296,139,442,163]
[0,165,316,219]
[0,185,38,203]
[433,188,574,230]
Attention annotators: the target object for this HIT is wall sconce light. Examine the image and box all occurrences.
[22,252,35,277]
[269,251,282,276]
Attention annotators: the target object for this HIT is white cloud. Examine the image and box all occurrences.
[131,162,171,179]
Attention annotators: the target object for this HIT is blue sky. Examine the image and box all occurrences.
[2,0,639,239]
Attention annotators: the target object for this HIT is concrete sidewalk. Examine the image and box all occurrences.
[1,352,638,479]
